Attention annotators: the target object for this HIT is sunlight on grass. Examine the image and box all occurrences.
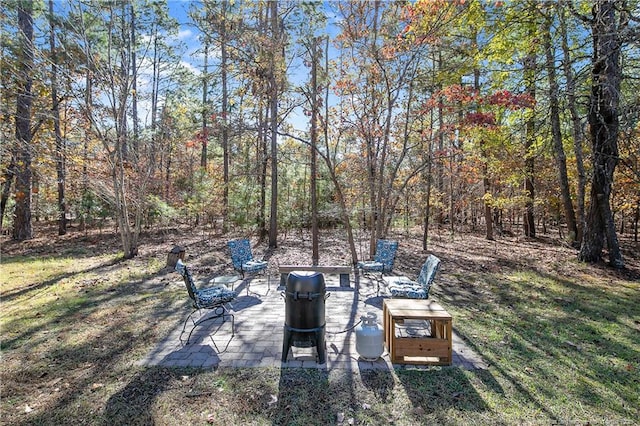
[446,265,640,424]
[0,256,75,289]
[1,248,183,424]
[1,253,119,289]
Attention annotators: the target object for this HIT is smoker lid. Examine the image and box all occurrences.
[289,271,322,277]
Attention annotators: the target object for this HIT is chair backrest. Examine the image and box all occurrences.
[227,239,253,270]
[175,259,197,301]
[374,239,399,272]
[417,255,441,294]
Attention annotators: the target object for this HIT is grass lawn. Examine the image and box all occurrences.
[1,226,638,425]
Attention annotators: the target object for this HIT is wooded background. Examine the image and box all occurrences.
[1,0,638,267]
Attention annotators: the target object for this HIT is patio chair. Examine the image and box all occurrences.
[382,254,441,299]
[356,239,399,295]
[175,259,237,346]
[227,238,268,278]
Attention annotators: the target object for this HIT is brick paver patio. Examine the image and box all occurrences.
[139,274,488,370]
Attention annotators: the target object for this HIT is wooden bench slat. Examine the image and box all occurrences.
[279,265,352,273]
[278,265,352,287]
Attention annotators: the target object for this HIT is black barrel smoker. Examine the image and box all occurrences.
[282,271,327,364]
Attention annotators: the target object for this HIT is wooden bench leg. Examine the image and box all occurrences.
[339,273,350,287]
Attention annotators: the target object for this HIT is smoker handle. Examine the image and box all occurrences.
[280,291,285,299]
[325,292,331,300]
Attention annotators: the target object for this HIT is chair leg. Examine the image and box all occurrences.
[361,270,384,297]
[243,270,270,297]
[181,305,235,346]
[180,309,199,344]
[376,272,384,297]
[258,270,270,295]
[207,309,235,353]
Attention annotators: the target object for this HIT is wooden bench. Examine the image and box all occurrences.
[279,265,353,287]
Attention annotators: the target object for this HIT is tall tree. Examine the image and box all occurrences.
[476,69,494,241]
[12,0,35,241]
[559,1,587,243]
[198,0,233,232]
[0,153,16,233]
[49,0,66,236]
[220,0,230,234]
[200,28,210,170]
[146,0,182,189]
[130,3,139,156]
[66,0,165,258]
[335,0,442,251]
[543,4,578,244]
[189,0,213,172]
[578,0,624,267]
[268,0,280,248]
[309,37,320,265]
[77,3,95,233]
[522,2,537,238]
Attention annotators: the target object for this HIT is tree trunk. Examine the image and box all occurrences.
[560,3,586,243]
[522,12,536,238]
[310,38,320,265]
[634,198,639,243]
[201,41,209,169]
[79,12,92,232]
[382,65,421,238]
[322,36,358,266]
[474,63,493,241]
[320,127,357,265]
[112,4,139,259]
[436,53,445,227]
[118,4,129,162]
[113,152,138,259]
[0,20,15,230]
[578,0,624,268]
[49,0,66,236]
[0,152,16,232]
[130,4,139,156]
[257,105,268,239]
[164,107,172,199]
[423,114,434,251]
[543,10,578,244]
[268,0,279,248]
[221,0,230,234]
[13,0,34,241]
[151,27,160,176]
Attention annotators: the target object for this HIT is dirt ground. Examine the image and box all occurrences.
[2,221,638,285]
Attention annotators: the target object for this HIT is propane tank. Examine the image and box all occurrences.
[356,312,384,361]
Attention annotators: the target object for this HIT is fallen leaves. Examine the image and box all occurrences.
[336,412,355,424]
[268,394,278,407]
[90,383,104,391]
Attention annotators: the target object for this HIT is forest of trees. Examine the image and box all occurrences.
[1,0,638,267]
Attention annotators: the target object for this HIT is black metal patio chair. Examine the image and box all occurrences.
[175,259,237,347]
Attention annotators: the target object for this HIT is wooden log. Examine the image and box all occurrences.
[166,245,185,268]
